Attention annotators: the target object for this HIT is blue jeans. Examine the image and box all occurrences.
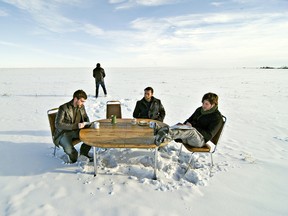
[59,130,91,163]
[95,80,107,97]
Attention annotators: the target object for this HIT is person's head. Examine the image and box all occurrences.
[144,87,154,102]
[96,63,100,67]
[73,89,87,107]
[201,92,218,111]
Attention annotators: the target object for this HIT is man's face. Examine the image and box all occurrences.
[74,97,86,107]
[144,90,153,101]
[202,100,214,111]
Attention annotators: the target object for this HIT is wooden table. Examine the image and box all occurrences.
[79,118,168,179]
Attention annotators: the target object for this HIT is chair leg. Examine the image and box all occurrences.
[153,147,158,180]
[210,153,214,167]
[178,143,183,157]
[53,145,57,156]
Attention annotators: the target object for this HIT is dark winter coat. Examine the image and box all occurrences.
[93,66,106,82]
[133,96,166,122]
[54,100,89,145]
[184,106,223,143]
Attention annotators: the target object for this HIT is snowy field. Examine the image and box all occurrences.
[0,67,287,216]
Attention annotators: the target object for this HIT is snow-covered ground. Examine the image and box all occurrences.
[0,67,287,216]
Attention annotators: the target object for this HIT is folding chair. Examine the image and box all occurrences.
[47,108,81,156]
[177,115,226,170]
[106,100,122,119]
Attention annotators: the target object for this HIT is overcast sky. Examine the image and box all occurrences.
[0,0,287,68]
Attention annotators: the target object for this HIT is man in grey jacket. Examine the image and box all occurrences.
[133,87,166,122]
[93,63,107,98]
[54,90,92,163]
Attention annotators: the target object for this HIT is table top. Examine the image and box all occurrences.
[79,118,168,148]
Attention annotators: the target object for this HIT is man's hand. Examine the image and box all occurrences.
[78,123,85,129]
[185,122,192,127]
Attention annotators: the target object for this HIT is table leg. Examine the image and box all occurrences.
[153,147,158,180]
[93,147,98,177]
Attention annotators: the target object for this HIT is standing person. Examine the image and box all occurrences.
[133,87,166,122]
[54,90,92,163]
[155,92,223,146]
[93,63,107,98]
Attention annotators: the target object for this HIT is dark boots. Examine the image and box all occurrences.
[155,126,169,146]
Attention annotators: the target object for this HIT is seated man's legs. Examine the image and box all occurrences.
[171,128,205,147]
[59,131,79,163]
[155,127,205,147]
[80,144,92,157]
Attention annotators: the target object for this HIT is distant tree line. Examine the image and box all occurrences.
[260,66,288,69]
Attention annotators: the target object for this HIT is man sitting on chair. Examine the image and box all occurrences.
[133,86,166,122]
[155,92,223,147]
[54,89,92,163]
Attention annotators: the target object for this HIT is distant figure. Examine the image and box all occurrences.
[54,90,92,163]
[93,63,107,98]
[133,87,166,122]
[155,92,223,147]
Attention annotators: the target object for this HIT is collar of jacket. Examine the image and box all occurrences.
[200,105,218,115]
[142,96,155,103]
[68,99,85,111]
[68,99,74,107]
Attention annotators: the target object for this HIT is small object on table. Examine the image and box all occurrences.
[111,115,117,124]
[92,122,100,129]
[131,118,137,125]
[138,120,148,126]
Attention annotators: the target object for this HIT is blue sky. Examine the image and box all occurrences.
[0,0,287,68]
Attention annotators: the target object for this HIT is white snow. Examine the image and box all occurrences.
[0,67,287,216]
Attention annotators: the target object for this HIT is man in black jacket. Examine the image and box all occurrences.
[133,87,166,122]
[54,90,92,163]
[155,92,223,147]
[93,63,107,98]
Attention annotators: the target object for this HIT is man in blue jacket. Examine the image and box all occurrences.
[155,92,223,147]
